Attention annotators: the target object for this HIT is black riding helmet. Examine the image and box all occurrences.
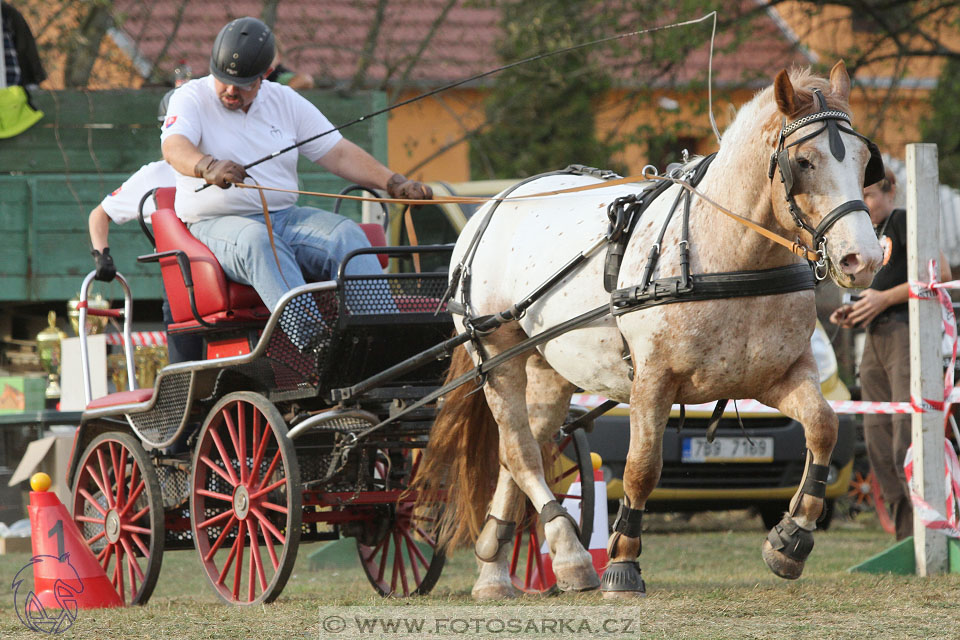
[209,17,275,88]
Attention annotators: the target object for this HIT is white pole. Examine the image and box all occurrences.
[907,142,948,575]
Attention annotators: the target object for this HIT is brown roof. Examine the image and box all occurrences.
[113,1,810,90]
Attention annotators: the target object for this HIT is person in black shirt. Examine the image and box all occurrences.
[829,167,951,540]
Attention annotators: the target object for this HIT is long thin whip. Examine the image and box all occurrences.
[198,12,719,191]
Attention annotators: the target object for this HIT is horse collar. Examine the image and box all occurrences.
[767,89,885,277]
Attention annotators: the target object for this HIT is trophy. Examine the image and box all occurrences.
[68,293,110,336]
[36,311,67,399]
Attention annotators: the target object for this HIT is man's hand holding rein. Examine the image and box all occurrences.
[194,154,248,189]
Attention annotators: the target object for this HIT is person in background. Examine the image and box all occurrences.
[161,17,431,348]
[267,40,314,90]
[829,167,952,540]
[1,1,45,88]
[89,90,201,363]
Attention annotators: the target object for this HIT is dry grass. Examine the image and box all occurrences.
[1,511,958,639]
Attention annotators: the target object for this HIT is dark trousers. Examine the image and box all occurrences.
[860,315,913,540]
[161,297,202,363]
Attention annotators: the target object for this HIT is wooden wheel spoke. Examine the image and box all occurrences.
[197,488,234,503]
[198,508,234,531]
[259,520,280,571]
[98,543,114,564]
[250,417,271,488]
[120,537,145,583]
[204,515,237,561]
[238,405,248,485]
[110,442,126,507]
[209,427,239,486]
[360,534,389,564]
[78,487,108,517]
[259,500,288,514]
[247,519,267,597]
[76,514,106,525]
[85,530,106,546]
[232,521,245,601]
[401,529,425,585]
[531,530,548,590]
[553,492,581,501]
[412,525,438,548]
[127,456,140,507]
[223,407,242,474]
[114,542,125,600]
[377,533,389,583]
[217,527,242,585]
[200,454,235,485]
[393,531,409,596]
[129,532,150,557]
[557,464,580,482]
[250,478,286,500]
[96,449,116,509]
[251,412,262,487]
[401,527,430,570]
[84,462,112,510]
[118,480,146,518]
[120,523,152,535]
[249,506,285,544]
[256,450,282,493]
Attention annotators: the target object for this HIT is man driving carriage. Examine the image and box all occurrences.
[160,17,432,339]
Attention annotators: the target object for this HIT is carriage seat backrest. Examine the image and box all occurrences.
[151,187,388,325]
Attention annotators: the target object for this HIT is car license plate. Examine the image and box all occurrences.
[681,437,774,463]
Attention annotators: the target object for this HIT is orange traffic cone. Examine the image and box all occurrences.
[24,472,123,611]
[539,452,610,584]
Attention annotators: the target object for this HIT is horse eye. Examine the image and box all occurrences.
[797,157,814,170]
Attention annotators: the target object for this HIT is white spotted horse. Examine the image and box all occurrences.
[413,61,884,598]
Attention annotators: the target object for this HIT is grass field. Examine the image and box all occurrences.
[1,510,958,639]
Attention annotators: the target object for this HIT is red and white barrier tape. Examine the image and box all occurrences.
[103,331,168,347]
[908,259,959,412]
[904,439,960,538]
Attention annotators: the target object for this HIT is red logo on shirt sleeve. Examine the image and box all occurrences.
[109,187,122,196]
[164,115,177,128]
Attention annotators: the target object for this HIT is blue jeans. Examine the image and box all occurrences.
[189,205,383,310]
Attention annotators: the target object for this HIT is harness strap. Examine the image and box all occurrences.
[611,263,815,316]
[561,399,620,436]
[705,399,728,443]
[539,500,581,540]
[612,501,644,538]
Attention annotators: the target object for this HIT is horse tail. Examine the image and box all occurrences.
[412,343,501,550]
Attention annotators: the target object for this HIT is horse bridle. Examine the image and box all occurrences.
[767,89,885,278]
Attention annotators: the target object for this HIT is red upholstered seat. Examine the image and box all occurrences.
[151,188,388,329]
[86,388,154,409]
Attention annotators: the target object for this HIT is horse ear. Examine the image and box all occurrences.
[829,60,851,100]
[773,70,796,116]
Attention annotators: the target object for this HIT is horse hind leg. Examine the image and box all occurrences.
[473,346,597,597]
[757,353,837,580]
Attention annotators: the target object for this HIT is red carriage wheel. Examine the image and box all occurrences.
[356,450,446,597]
[509,428,595,595]
[190,392,301,605]
[71,431,163,605]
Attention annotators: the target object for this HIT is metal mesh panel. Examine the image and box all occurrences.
[342,275,448,316]
[217,290,339,399]
[295,413,379,485]
[127,371,192,447]
[157,464,189,509]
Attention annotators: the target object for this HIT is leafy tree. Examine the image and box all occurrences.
[920,57,960,187]
[469,1,618,178]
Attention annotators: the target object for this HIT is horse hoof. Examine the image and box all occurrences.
[600,561,646,597]
[553,562,601,592]
[472,582,520,600]
[761,539,805,580]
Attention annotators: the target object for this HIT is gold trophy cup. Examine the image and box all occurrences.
[36,311,67,399]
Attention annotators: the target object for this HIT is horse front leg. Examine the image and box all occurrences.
[602,373,674,599]
[473,353,577,599]
[756,348,837,580]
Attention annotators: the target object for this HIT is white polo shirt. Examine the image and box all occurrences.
[160,75,343,223]
[100,160,177,224]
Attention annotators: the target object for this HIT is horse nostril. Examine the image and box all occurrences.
[839,253,861,274]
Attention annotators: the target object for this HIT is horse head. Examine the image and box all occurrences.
[768,61,883,288]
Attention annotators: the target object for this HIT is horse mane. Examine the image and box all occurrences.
[724,66,852,143]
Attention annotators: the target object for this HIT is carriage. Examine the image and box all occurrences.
[64,186,597,605]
